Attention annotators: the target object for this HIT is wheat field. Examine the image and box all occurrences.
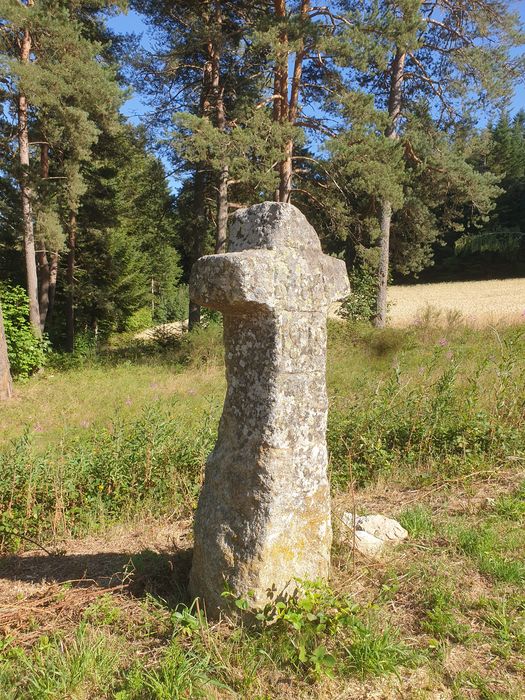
[388,278,525,326]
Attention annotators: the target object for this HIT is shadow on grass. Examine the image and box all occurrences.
[0,547,193,608]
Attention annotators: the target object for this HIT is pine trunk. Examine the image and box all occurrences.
[374,48,406,328]
[18,27,41,338]
[36,143,53,332]
[376,199,392,328]
[211,2,229,252]
[0,302,13,400]
[216,163,229,253]
[47,251,59,324]
[66,211,77,352]
[279,141,293,204]
[37,247,50,331]
[189,164,207,330]
[189,17,218,329]
[273,0,288,202]
[274,0,309,203]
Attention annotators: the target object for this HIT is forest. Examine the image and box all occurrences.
[0,0,524,376]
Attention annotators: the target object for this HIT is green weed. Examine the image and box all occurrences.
[494,481,525,521]
[452,671,519,700]
[117,639,229,700]
[453,525,525,584]
[399,505,436,539]
[0,625,123,699]
[419,584,471,643]
[226,581,418,680]
[473,597,525,657]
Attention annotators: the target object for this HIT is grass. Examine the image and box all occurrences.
[1,318,524,698]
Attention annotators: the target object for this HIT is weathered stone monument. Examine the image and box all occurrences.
[189,202,349,613]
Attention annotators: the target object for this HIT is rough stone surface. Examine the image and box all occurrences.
[341,513,408,558]
[189,202,350,614]
[353,530,385,557]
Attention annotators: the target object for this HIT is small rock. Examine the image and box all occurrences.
[356,514,408,542]
[341,512,408,558]
[354,530,385,557]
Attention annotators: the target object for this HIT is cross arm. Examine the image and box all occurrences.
[190,251,276,313]
[321,255,350,304]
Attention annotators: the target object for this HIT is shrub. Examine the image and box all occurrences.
[0,285,47,377]
[125,307,153,333]
[340,261,377,323]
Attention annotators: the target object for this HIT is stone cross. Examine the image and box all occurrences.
[189,202,350,614]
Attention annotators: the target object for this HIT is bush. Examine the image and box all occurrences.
[340,262,377,323]
[125,307,153,333]
[0,285,47,377]
[226,581,416,679]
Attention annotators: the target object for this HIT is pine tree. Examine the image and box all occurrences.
[0,0,41,336]
[132,0,278,326]
[0,0,124,348]
[334,0,523,326]
[488,111,525,231]
[46,123,182,340]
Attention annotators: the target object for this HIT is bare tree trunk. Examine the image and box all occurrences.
[374,48,406,328]
[279,141,293,204]
[216,162,229,253]
[37,246,50,331]
[37,143,51,331]
[47,251,59,324]
[65,211,77,352]
[189,17,217,329]
[375,199,392,328]
[210,3,229,253]
[189,163,207,330]
[0,302,13,400]
[273,0,288,202]
[37,249,50,330]
[18,26,41,338]
[273,0,309,203]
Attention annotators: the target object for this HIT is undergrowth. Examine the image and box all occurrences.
[1,322,524,554]
[0,406,216,551]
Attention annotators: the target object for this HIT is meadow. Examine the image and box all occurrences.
[0,318,524,699]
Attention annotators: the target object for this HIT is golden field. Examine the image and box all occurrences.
[388,278,525,326]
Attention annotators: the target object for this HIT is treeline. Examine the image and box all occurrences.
[0,1,524,375]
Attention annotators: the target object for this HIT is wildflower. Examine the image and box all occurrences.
[438,337,448,346]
